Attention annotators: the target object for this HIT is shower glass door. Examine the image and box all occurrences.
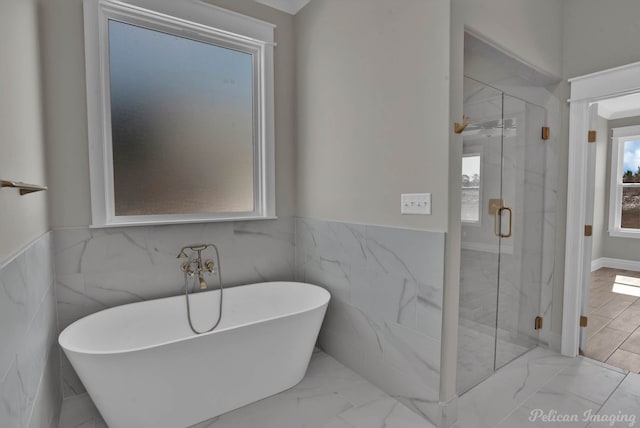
[457,78,547,394]
[495,95,546,370]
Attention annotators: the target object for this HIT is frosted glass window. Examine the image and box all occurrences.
[461,155,481,223]
[108,20,255,216]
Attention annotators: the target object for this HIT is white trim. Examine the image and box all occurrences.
[564,60,640,358]
[252,0,310,15]
[568,60,640,102]
[562,100,589,357]
[591,257,640,272]
[591,258,606,271]
[88,216,278,229]
[568,60,640,83]
[131,0,276,41]
[83,0,276,227]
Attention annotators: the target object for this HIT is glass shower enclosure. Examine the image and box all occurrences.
[457,77,548,394]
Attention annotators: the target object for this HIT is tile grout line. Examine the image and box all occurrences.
[591,371,629,420]
[489,357,573,428]
[611,323,640,369]
[587,268,640,366]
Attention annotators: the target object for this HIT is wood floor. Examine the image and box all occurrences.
[583,267,640,373]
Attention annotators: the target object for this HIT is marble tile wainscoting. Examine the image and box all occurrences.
[295,218,447,426]
[0,233,62,427]
[53,217,295,400]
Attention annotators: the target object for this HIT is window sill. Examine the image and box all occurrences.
[90,215,279,229]
[608,229,640,239]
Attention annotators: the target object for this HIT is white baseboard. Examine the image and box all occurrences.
[591,257,640,272]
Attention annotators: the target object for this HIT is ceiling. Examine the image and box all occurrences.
[253,0,311,15]
[598,92,640,120]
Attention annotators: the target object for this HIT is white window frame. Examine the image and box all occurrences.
[83,0,276,227]
[608,125,640,238]
[461,150,483,226]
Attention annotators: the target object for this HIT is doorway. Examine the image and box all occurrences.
[572,94,640,372]
[456,76,548,394]
[563,61,640,371]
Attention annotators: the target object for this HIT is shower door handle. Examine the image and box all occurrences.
[498,207,513,238]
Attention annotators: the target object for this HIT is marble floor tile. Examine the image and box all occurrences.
[456,349,640,428]
[58,393,103,428]
[456,347,574,428]
[496,387,601,428]
[583,327,630,362]
[606,349,640,374]
[619,327,640,354]
[540,358,625,405]
[588,373,640,428]
[59,350,434,428]
[497,359,624,427]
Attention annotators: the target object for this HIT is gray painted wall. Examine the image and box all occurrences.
[294,0,450,231]
[0,1,61,426]
[40,0,297,228]
[0,0,49,262]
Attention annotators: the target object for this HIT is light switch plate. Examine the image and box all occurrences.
[401,193,431,215]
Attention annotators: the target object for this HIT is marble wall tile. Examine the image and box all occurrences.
[0,254,29,380]
[53,217,295,398]
[27,348,62,428]
[0,361,24,427]
[0,232,61,428]
[295,217,445,426]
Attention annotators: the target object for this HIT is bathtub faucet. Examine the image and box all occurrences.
[177,244,217,290]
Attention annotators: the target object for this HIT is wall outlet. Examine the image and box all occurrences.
[401,193,431,215]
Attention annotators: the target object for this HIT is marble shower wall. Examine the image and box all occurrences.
[53,217,295,398]
[294,218,445,426]
[0,233,62,427]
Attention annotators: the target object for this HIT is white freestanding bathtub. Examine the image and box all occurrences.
[59,281,330,428]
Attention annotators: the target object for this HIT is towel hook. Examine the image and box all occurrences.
[454,115,470,134]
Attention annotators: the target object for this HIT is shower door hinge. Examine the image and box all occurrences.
[588,130,597,143]
[580,316,588,327]
[535,316,543,330]
[585,225,593,237]
[542,127,550,140]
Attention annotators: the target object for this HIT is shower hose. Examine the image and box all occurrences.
[183,246,224,335]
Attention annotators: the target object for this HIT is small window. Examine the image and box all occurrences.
[609,126,640,237]
[461,154,482,224]
[83,0,276,227]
